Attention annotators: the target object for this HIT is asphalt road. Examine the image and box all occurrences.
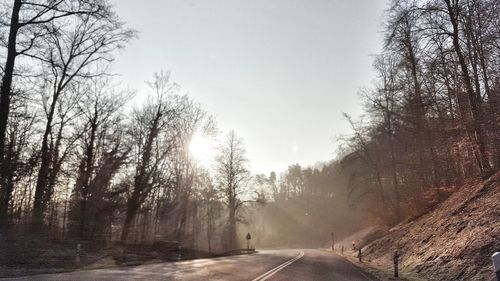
[2,249,378,281]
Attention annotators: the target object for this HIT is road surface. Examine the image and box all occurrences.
[2,249,378,281]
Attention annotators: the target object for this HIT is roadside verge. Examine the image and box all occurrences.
[320,248,427,281]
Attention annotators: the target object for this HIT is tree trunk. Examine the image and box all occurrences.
[445,0,493,176]
[121,200,136,243]
[0,0,22,230]
[32,94,61,226]
[0,0,21,162]
[228,205,237,250]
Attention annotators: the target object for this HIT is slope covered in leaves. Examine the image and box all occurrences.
[362,172,500,281]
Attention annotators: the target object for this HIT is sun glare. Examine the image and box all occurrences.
[189,134,215,167]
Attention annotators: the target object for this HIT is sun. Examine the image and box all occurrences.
[189,134,215,167]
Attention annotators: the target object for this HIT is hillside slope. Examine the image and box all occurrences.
[362,172,500,281]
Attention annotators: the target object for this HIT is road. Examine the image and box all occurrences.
[2,249,378,281]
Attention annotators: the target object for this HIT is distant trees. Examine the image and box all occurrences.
[247,162,367,247]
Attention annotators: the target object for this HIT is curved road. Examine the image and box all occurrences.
[2,249,378,281]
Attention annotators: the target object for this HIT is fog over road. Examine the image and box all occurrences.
[2,249,377,281]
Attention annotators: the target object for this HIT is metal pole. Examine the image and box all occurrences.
[493,252,500,281]
[331,232,334,251]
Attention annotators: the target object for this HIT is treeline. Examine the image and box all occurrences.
[341,0,499,224]
[0,0,256,253]
[247,163,367,247]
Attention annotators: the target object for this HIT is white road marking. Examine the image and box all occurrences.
[251,251,304,281]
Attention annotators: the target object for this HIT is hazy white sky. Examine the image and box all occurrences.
[110,0,388,174]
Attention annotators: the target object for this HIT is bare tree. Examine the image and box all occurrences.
[0,0,113,168]
[442,0,493,175]
[0,94,38,227]
[215,130,250,250]
[67,78,130,240]
[120,72,180,242]
[30,8,134,226]
[198,171,220,253]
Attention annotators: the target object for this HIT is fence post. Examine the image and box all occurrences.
[493,252,500,281]
[394,250,400,278]
[75,243,81,265]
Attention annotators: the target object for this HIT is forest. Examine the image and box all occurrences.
[0,0,498,257]
[252,0,500,245]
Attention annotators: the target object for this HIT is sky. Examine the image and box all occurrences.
[110,0,388,174]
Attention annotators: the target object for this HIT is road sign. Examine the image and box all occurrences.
[246,233,252,250]
[331,232,335,251]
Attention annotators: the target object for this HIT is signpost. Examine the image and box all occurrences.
[246,232,252,250]
[331,232,335,252]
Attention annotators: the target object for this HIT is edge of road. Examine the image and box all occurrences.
[0,249,262,280]
[319,248,427,281]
